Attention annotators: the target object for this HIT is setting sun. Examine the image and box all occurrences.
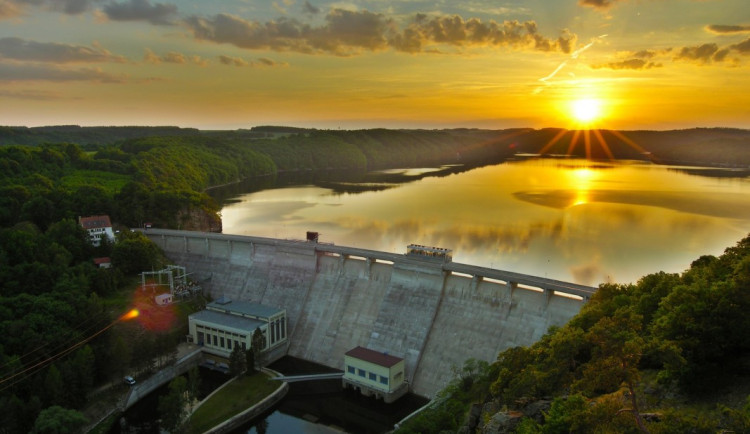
[571,99,602,124]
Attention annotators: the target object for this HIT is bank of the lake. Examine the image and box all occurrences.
[231,357,430,434]
[189,371,287,434]
[104,357,427,433]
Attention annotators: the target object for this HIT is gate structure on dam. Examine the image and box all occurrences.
[139,228,596,398]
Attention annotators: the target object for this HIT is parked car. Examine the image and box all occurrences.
[124,376,136,386]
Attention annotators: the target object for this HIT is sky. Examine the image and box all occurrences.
[1,0,749,130]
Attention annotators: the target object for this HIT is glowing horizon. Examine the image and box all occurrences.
[0,1,748,130]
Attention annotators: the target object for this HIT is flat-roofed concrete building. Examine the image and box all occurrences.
[342,346,408,403]
[188,298,287,360]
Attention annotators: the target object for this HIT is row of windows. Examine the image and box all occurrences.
[196,324,247,341]
[347,365,389,385]
[269,317,286,345]
[198,331,247,351]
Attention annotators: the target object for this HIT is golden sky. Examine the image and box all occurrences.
[1,0,749,130]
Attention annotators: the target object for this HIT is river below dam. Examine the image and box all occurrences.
[112,357,426,433]
[211,158,750,285]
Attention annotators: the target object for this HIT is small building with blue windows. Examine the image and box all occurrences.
[342,346,408,403]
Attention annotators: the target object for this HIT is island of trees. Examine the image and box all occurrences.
[0,125,749,432]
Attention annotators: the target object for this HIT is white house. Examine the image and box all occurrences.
[79,215,115,247]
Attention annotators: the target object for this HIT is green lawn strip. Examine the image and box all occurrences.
[60,169,130,193]
[188,373,280,433]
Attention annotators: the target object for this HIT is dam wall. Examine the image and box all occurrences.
[142,229,594,397]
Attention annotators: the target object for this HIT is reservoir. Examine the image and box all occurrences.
[213,158,750,286]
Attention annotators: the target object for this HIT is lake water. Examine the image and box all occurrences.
[217,158,750,285]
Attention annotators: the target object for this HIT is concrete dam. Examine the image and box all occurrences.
[141,229,596,398]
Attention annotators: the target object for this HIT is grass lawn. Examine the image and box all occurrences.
[188,372,281,434]
[60,169,130,193]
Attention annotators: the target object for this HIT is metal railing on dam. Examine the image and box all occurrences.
[138,228,596,397]
[137,228,596,301]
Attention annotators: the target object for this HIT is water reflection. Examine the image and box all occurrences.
[216,159,750,285]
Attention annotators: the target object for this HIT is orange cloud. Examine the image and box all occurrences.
[183,9,578,56]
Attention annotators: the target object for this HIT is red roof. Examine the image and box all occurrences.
[345,346,403,368]
[93,257,111,265]
[80,215,112,229]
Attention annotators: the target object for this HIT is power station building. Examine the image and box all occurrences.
[342,346,408,403]
[188,298,287,360]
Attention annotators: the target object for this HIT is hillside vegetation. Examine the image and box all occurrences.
[397,236,750,433]
[0,128,515,231]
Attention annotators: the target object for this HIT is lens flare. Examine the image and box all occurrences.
[120,309,140,321]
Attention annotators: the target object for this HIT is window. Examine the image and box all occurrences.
[380,376,388,385]
[220,337,225,348]
[212,335,217,346]
[347,366,355,374]
[369,372,376,381]
[358,369,365,378]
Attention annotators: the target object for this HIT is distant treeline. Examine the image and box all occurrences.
[1,126,749,233]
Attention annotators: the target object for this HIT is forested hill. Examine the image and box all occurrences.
[0,125,201,147]
[3,125,749,168]
[397,235,750,433]
[0,128,518,233]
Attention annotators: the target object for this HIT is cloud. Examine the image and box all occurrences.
[218,54,288,67]
[302,1,319,15]
[591,58,661,69]
[578,0,622,10]
[392,14,577,54]
[0,0,95,16]
[218,54,248,66]
[183,9,577,56]
[102,0,178,25]
[589,49,666,70]
[255,57,288,67]
[674,42,723,63]
[0,62,126,82]
[730,37,750,53]
[0,37,128,63]
[143,48,208,65]
[706,24,750,34]
[0,0,23,19]
[0,89,66,100]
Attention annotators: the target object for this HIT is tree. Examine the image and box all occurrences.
[43,365,64,408]
[111,231,160,274]
[187,366,201,403]
[251,328,266,367]
[245,349,256,375]
[31,406,87,434]
[574,307,649,433]
[229,344,246,377]
[158,376,188,433]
